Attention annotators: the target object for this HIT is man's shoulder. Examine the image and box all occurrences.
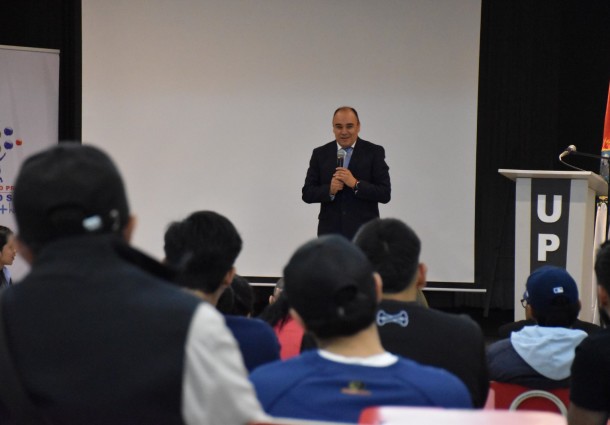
[250,351,318,398]
[313,141,337,152]
[393,356,472,406]
[577,329,610,355]
[378,300,481,333]
[394,355,463,381]
[355,138,384,152]
[225,316,278,340]
[486,338,516,358]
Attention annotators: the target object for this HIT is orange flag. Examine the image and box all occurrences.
[603,83,610,152]
[601,83,610,181]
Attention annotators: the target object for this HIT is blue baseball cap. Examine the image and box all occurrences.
[523,266,579,313]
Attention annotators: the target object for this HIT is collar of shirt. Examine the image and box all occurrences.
[318,349,398,367]
[336,140,357,151]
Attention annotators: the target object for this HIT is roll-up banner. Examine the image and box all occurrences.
[0,45,60,279]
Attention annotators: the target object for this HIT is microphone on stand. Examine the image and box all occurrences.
[558,144,577,160]
[558,144,609,173]
[337,149,346,167]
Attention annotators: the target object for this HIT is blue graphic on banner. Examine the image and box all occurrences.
[0,123,24,215]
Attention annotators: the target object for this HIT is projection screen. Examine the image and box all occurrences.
[82,0,481,284]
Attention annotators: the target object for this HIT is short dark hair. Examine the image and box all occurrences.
[228,275,254,316]
[333,106,360,124]
[0,226,13,249]
[163,211,242,293]
[353,218,421,293]
[532,300,580,327]
[259,290,291,328]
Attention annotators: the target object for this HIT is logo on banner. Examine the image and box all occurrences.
[0,124,24,215]
[530,179,570,270]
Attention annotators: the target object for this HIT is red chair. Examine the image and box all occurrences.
[488,381,570,416]
[358,406,566,425]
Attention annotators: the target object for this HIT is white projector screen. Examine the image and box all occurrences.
[82,0,480,283]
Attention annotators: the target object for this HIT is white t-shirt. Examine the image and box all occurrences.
[182,303,269,425]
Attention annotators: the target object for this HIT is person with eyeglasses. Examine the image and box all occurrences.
[497,292,600,339]
[487,266,590,390]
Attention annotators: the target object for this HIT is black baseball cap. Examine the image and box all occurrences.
[283,235,377,329]
[13,143,130,245]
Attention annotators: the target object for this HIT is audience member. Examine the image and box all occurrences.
[259,280,305,359]
[250,235,471,423]
[0,226,16,288]
[0,144,265,424]
[229,275,255,317]
[569,241,610,425]
[216,284,235,315]
[164,211,280,372]
[216,275,254,317]
[488,266,587,390]
[268,277,284,305]
[353,218,489,407]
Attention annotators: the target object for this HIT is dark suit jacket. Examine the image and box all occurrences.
[302,138,391,239]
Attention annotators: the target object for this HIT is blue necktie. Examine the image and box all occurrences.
[344,147,353,168]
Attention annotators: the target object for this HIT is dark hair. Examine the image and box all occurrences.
[228,275,253,316]
[259,290,291,328]
[163,211,242,293]
[0,226,13,249]
[596,241,610,293]
[531,297,580,327]
[353,218,421,293]
[333,106,360,124]
[216,285,235,314]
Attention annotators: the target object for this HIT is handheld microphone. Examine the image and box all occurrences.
[337,149,346,167]
[558,145,577,160]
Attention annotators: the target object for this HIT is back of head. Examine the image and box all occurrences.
[259,290,291,327]
[13,143,130,250]
[228,275,254,316]
[163,210,242,293]
[353,218,420,293]
[283,235,377,339]
[524,266,580,327]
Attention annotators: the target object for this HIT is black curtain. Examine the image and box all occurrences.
[469,0,610,310]
[2,0,609,312]
[0,0,81,141]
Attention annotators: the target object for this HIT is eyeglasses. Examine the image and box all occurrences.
[520,298,528,308]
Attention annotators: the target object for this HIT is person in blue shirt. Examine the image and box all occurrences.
[250,235,471,423]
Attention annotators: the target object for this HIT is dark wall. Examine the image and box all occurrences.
[0,0,81,141]
[2,0,609,311]
[471,0,610,310]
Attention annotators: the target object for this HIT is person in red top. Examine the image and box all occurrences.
[259,279,305,359]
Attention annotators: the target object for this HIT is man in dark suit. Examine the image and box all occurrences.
[302,106,391,239]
